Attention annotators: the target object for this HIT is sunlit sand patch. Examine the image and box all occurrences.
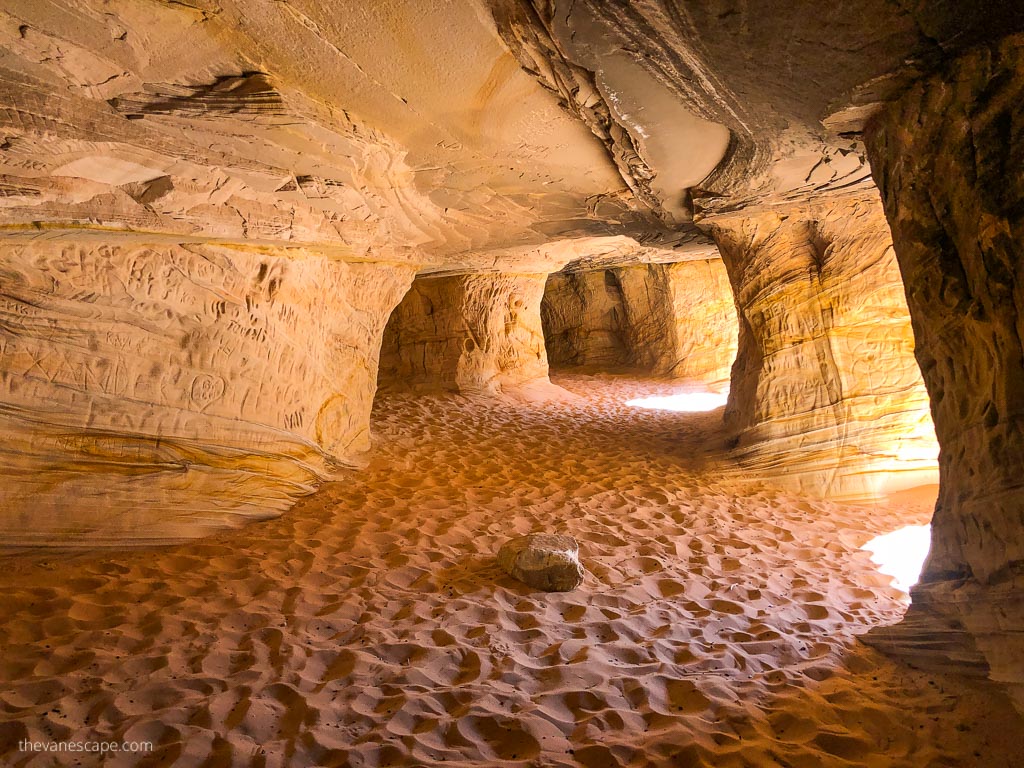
[861,524,932,596]
[625,391,729,412]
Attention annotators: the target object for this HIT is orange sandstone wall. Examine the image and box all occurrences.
[542,260,737,385]
[542,270,629,369]
[0,239,414,545]
[379,272,551,395]
[865,34,1024,711]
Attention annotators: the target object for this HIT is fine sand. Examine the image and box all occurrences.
[0,374,1020,767]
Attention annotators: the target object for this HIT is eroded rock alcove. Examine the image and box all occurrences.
[379,272,550,396]
[541,256,737,386]
[1,0,1023,765]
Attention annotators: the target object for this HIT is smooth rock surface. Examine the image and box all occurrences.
[497,533,585,592]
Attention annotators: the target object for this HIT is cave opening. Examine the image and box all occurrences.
[539,258,738,389]
[862,524,933,596]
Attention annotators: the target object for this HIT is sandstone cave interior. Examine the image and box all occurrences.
[1,2,1023,767]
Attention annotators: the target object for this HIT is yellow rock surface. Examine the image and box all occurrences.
[703,195,938,500]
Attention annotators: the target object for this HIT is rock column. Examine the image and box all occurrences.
[864,33,1024,710]
[701,195,937,500]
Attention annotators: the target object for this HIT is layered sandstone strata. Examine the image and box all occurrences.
[378,273,551,395]
[542,259,737,385]
[0,237,413,545]
[864,33,1024,711]
[700,195,938,500]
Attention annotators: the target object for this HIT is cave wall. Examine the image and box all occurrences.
[864,33,1024,709]
[620,260,737,383]
[379,272,551,395]
[701,195,937,500]
[541,259,737,384]
[542,269,627,369]
[0,238,414,545]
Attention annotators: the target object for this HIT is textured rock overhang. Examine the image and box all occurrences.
[0,0,720,266]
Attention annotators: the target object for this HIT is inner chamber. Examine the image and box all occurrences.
[1,1,1023,766]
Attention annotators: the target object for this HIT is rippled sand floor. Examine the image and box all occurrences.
[0,375,1020,767]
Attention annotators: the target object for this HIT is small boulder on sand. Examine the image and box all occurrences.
[498,533,584,591]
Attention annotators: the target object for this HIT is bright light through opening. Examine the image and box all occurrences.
[625,392,729,413]
[861,524,931,596]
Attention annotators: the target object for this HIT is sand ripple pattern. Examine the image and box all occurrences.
[0,375,1020,766]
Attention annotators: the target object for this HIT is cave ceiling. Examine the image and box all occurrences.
[0,0,1021,273]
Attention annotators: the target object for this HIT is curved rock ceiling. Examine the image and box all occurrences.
[0,0,679,272]
[6,0,1017,274]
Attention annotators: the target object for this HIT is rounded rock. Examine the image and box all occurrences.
[497,533,585,592]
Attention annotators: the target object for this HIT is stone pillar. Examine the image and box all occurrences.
[0,238,414,545]
[701,195,937,500]
[541,259,737,385]
[379,272,551,394]
[864,33,1024,710]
